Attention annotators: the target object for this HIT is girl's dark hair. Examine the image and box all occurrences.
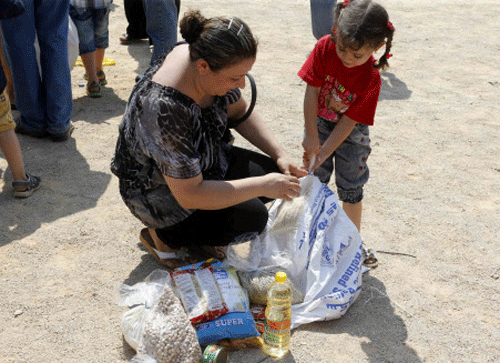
[332,0,394,70]
[179,10,258,72]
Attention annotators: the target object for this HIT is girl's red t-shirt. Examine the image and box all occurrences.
[298,35,381,126]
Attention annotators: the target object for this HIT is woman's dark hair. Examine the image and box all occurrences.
[179,10,258,72]
[332,0,394,70]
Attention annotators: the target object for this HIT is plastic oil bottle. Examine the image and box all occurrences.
[263,271,292,358]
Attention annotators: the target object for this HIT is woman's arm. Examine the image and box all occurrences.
[164,172,301,210]
[309,114,356,172]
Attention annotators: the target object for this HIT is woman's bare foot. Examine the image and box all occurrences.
[148,228,177,253]
[140,229,196,269]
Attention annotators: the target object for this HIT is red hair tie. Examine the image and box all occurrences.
[387,21,395,31]
[385,53,393,59]
[342,1,351,8]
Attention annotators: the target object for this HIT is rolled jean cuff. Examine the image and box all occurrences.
[338,186,363,204]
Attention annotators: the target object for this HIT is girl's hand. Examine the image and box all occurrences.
[260,173,302,201]
[306,147,328,173]
[302,134,320,171]
[276,154,308,178]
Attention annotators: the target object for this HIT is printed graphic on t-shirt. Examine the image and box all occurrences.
[318,76,357,121]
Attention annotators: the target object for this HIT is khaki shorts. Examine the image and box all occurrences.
[0,89,15,133]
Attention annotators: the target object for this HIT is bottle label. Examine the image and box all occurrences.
[264,319,291,348]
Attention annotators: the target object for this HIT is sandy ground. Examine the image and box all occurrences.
[1,0,499,362]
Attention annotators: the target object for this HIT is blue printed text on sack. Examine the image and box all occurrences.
[337,252,362,288]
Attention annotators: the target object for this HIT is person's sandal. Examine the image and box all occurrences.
[12,173,41,198]
[119,33,145,44]
[96,70,107,86]
[86,81,102,98]
[140,228,197,269]
[84,71,107,86]
[362,244,379,269]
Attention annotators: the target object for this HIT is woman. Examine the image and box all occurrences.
[111,10,307,268]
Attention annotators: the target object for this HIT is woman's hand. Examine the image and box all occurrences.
[276,154,308,178]
[302,133,320,171]
[259,173,302,201]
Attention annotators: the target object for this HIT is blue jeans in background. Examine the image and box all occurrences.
[143,0,178,65]
[69,6,110,55]
[0,0,72,135]
[310,0,337,40]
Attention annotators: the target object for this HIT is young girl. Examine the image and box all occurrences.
[298,0,395,268]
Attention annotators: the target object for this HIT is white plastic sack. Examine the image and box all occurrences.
[226,174,364,329]
[35,16,79,73]
[119,270,202,363]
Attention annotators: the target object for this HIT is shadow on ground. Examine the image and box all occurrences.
[379,72,412,101]
[296,274,421,363]
[72,87,128,125]
[0,136,110,246]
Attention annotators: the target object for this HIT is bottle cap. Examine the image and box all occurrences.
[275,271,287,283]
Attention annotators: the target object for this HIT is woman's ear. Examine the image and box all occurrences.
[196,59,211,75]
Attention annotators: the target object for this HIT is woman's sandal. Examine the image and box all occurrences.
[84,71,107,86]
[140,228,196,269]
[362,244,379,269]
[12,173,41,198]
[86,81,102,98]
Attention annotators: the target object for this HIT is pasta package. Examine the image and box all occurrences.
[171,264,228,325]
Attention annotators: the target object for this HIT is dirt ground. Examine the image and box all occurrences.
[1,0,499,362]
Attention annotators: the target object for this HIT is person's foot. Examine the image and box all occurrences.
[119,33,146,44]
[141,228,197,269]
[12,173,41,198]
[86,81,102,98]
[49,124,74,142]
[15,123,48,138]
[84,71,107,86]
[362,243,379,269]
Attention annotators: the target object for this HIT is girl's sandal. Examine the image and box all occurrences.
[362,244,379,269]
[84,71,107,86]
[86,81,102,98]
[12,173,41,198]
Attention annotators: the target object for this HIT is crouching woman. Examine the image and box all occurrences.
[111,10,307,268]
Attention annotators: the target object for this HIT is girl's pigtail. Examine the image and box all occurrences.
[330,2,346,42]
[374,22,395,70]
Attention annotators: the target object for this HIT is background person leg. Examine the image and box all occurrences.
[310,0,337,40]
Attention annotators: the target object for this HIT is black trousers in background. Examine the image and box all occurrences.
[124,0,148,39]
[123,0,181,40]
[157,146,280,249]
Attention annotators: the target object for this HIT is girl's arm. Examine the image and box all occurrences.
[164,172,301,210]
[309,114,356,172]
[228,98,307,177]
[302,84,321,169]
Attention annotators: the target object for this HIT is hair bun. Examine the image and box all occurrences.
[179,10,206,44]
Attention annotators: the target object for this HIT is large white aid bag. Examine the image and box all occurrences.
[226,174,364,329]
[35,16,79,73]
